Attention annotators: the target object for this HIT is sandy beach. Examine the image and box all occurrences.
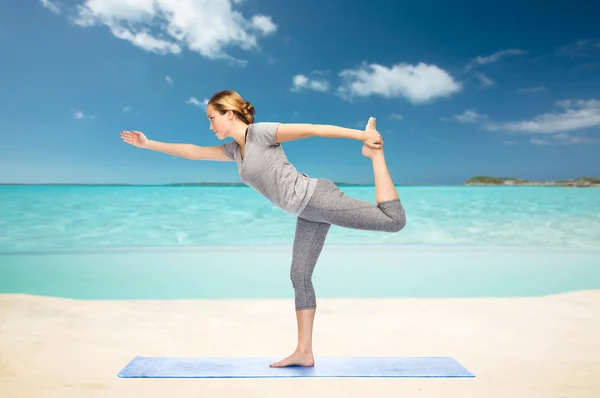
[1,291,599,398]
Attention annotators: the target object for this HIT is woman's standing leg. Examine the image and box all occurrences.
[270,216,330,367]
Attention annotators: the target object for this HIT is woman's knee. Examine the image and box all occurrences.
[290,266,311,288]
[378,200,406,233]
[386,213,406,233]
[390,216,406,232]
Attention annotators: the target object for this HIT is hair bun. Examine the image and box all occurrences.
[243,101,255,116]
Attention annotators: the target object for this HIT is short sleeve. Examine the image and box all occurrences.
[249,122,280,146]
[220,140,238,160]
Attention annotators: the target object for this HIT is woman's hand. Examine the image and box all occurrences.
[120,130,149,148]
[362,117,383,149]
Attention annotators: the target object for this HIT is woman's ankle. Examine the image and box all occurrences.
[295,346,313,355]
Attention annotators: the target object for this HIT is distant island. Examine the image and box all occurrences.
[465,176,600,187]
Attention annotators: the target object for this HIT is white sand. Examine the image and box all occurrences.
[1,291,599,398]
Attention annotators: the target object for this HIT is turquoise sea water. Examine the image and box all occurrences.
[1,185,600,250]
[1,185,599,299]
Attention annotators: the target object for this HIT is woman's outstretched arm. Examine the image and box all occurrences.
[312,124,368,140]
[276,123,368,143]
[275,121,382,148]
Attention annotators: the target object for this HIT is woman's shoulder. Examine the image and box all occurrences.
[248,122,281,146]
[250,121,281,129]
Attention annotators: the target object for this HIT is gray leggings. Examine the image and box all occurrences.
[291,178,406,310]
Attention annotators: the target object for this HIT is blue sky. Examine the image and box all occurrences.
[1,0,599,185]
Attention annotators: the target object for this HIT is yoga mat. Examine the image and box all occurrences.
[118,356,475,378]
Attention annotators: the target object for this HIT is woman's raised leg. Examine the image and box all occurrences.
[362,117,399,203]
[299,117,406,232]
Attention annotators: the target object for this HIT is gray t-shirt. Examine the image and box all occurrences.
[221,122,317,216]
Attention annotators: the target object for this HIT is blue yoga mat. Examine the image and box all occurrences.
[117,356,475,378]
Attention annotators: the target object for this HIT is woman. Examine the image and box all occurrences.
[120,89,406,368]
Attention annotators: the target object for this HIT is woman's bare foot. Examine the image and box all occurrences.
[362,116,383,159]
[269,350,315,367]
[362,143,383,159]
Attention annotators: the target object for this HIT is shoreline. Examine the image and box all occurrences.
[2,184,599,189]
[2,175,599,187]
[1,291,599,397]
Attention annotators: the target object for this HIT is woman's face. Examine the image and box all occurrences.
[206,104,231,139]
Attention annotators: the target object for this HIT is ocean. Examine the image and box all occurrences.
[1,184,599,299]
[1,184,599,251]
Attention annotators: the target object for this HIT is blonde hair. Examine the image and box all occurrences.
[208,90,255,124]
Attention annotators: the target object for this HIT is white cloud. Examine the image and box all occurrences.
[187,97,209,108]
[485,99,600,133]
[338,62,461,104]
[40,0,61,14]
[557,39,600,71]
[64,0,277,64]
[465,48,527,71]
[123,106,131,113]
[530,137,550,146]
[311,69,330,76]
[454,110,487,124]
[450,100,600,146]
[251,15,277,35]
[518,85,547,93]
[531,134,598,146]
[291,74,329,92]
[165,76,173,84]
[557,39,600,58]
[476,49,527,64]
[574,62,600,71]
[72,109,95,120]
[390,113,404,120]
[553,133,598,145]
[476,72,494,87]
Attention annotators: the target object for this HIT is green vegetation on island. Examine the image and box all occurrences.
[465,176,600,187]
